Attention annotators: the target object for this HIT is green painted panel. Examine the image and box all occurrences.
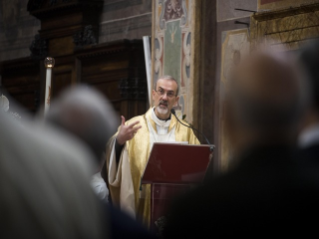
[164,20,181,85]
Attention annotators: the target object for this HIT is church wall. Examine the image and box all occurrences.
[0,0,150,118]
[152,0,195,124]
[0,0,40,62]
[2,0,318,174]
[214,0,319,172]
[99,0,152,43]
[0,0,152,63]
[213,0,256,172]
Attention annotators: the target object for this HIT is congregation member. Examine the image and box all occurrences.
[163,46,319,237]
[104,75,199,225]
[0,102,106,239]
[45,85,157,239]
[298,39,319,160]
[45,85,118,203]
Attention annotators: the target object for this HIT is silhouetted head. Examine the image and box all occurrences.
[46,85,118,163]
[298,39,319,113]
[225,46,308,152]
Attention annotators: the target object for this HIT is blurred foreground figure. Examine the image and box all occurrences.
[164,46,319,237]
[0,109,106,239]
[298,40,319,158]
[45,85,157,239]
[46,85,118,202]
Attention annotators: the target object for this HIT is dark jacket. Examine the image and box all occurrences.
[164,145,319,238]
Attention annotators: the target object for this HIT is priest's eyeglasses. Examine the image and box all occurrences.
[155,88,176,98]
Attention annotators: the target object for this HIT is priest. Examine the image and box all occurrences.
[105,75,200,226]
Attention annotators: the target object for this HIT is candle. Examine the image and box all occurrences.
[44,57,55,115]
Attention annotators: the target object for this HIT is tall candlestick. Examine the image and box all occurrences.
[143,36,152,107]
[44,57,55,115]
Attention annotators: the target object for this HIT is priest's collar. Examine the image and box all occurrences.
[152,107,171,121]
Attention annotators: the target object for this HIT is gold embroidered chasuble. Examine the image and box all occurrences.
[105,108,200,226]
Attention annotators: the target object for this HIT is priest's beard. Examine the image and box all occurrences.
[156,106,169,115]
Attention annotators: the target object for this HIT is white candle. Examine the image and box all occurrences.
[44,68,52,115]
[43,57,55,115]
[143,36,152,106]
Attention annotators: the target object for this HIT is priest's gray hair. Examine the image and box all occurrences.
[155,75,179,96]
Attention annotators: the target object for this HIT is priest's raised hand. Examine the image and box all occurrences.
[116,115,142,145]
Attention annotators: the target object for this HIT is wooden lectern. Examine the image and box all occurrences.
[142,143,212,233]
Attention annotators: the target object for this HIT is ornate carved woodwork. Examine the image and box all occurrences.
[0,1,147,119]
[0,39,147,119]
[119,78,147,100]
[250,3,319,50]
[75,39,147,119]
[73,25,97,48]
[27,0,103,57]
[29,34,48,60]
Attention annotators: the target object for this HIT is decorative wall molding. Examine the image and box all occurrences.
[257,0,319,11]
[103,0,143,12]
[250,3,319,50]
[152,0,195,123]
[75,39,143,58]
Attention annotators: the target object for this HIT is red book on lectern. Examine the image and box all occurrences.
[142,143,211,184]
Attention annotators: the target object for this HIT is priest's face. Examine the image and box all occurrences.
[152,78,179,120]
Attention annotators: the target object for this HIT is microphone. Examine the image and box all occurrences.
[171,109,215,152]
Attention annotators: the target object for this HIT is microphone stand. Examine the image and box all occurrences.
[171,109,215,152]
[171,109,216,181]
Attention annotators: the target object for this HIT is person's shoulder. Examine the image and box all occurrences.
[125,113,146,124]
[179,118,189,125]
[176,118,200,142]
[299,144,319,160]
[176,118,193,131]
[106,204,158,239]
[26,119,95,178]
[1,112,92,167]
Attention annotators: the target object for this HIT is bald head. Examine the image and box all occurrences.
[226,47,307,146]
[46,85,118,163]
